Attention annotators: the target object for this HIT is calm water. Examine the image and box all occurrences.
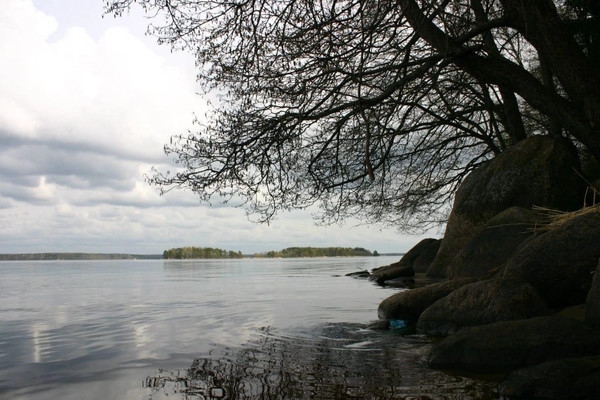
[0,257,497,399]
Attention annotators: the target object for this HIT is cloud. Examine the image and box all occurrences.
[0,0,429,254]
[0,2,203,200]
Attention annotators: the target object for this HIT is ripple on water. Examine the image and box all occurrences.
[141,323,499,400]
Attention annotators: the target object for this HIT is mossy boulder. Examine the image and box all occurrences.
[498,356,600,400]
[447,207,540,279]
[428,136,584,278]
[377,278,476,321]
[427,316,600,373]
[502,207,600,308]
[416,278,550,336]
[586,259,600,328]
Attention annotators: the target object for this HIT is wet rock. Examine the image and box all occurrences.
[427,136,584,278]
[377,278,476,321]
[369,263,414,285]
[502,207,600,308]
[365,320,390,330]
[396,238,441,274]
[417,278,550,336]
[382,277,415,288]
[498,356,600,400]
[427,316,600,373]
[345,270,371,278]
[585,259,600,328]
[447,207,539,279]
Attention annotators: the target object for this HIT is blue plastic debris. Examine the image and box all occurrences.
[389,319,409,329]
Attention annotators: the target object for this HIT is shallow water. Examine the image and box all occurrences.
[0,257,497,399]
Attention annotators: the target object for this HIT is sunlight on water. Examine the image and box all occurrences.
[0,258,499,399]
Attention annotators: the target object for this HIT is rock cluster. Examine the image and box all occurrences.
[371,137,600,399]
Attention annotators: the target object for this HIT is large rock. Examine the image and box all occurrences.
[369,238,441,283]
[502,207,600,308]
[369,262,414,285]
[498,356,600,400]
[377,278,476,321]
[586,259,600,328]
[416,278,550,336]
[412,239,441,273]
[446,207,539,279]
[427,136,584,278]
[427,316,600,373]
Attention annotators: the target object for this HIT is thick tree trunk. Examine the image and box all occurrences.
[398,0,600,161]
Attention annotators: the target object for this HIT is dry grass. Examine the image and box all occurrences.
[532,204,600,233]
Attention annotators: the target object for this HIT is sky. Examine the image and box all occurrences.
[0,0,437,255]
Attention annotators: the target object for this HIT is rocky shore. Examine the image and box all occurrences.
[355,137,600,399]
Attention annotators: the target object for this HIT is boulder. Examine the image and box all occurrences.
[377,278,476,321]
[446,207,539,279]
[382,277,415,288]
[426,316,600,373]
[498,356,600,400]
[345,270,371,278]
[369,238,441,283]
[369,262,414,285]
[585,259,600,328]
[416,278,550,336]
[502,207,600,308]
[427,136,584,278]
[412,239,441,273]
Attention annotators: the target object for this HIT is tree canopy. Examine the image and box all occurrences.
[163,246,243,259]
[254,247,373,257]
[104,0,600,231]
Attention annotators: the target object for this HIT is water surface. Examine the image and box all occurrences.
[0,257,497,399]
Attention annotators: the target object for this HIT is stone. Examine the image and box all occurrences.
[426,316,600,373]
[502,207,600,308]
[382,277,415,288]
[498,356,600,400]
[427,136,584,278]
[416,278,550,336]
[446,207,539,279]
[369,262,414,285]
[412,239,441,273]
[585,259,600,328]
[345,270,371,278]
[377,278,476,321]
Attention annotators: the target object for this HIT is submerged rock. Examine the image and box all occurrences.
[426,316,600,373]
[498,356,600,400]
[345,270,371,278]
[416,278,550,336]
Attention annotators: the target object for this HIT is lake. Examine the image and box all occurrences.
[0,257,497,399]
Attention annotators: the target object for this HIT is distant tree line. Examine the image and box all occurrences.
[254,247,374,258]
[0,253,162,261]
[162,247,243,259]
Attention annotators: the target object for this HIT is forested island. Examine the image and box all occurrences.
[253,247,376,258]
[163,247,243,259]
[163,246,377,259]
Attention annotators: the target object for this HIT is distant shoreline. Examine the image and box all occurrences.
[0,252,404,261]
[0,253,163,261]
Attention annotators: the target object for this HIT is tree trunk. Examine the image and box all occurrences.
[398,0,600,161]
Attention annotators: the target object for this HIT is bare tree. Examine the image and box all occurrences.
[104,0,599,229]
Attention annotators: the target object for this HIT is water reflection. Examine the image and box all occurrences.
[143,323,497,400]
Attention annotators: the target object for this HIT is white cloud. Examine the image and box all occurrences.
[0,0,430,255]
